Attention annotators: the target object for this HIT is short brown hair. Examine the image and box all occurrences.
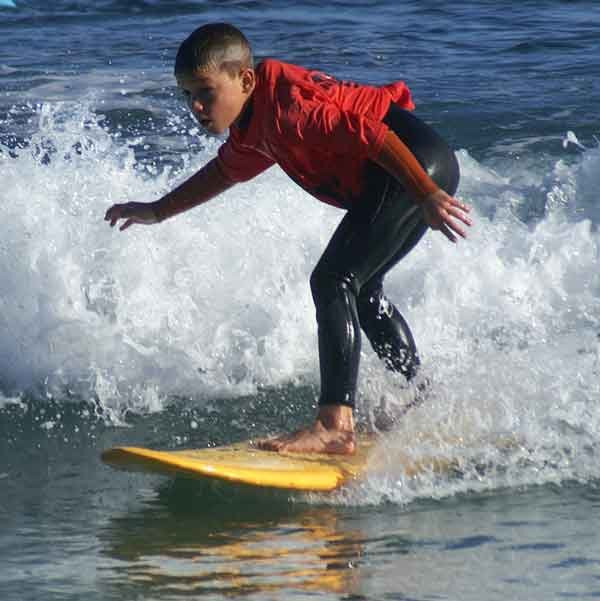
[175,23,253,77]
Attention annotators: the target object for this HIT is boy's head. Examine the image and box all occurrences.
[175,23,255,135]
[175,23,253,77]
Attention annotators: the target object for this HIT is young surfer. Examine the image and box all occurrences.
[104,23,471,455]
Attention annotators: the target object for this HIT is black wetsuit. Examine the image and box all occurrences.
[310,104,460,407]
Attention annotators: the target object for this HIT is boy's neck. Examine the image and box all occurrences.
[234,93,255,131]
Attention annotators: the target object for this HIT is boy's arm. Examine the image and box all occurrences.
[104,158,234,231]
[373,130,471,242]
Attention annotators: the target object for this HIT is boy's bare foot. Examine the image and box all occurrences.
[256,404,356,455]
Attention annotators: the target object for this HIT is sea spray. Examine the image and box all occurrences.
[1,100,599,497]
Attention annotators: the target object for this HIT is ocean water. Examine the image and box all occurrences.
[2,1,600,599]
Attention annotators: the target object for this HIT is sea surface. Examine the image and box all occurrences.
[2,1,600,599]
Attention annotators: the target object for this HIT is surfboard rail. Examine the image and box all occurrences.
[100,432,486,492]
[101,442,371,491]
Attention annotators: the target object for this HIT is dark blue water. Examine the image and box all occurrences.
[2,2,600,599]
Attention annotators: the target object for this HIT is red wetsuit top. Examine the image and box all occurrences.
[216,59,416,209]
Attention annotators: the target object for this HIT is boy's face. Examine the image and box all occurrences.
[177,66,254,135]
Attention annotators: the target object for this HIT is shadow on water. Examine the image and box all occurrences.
[98,476,366,598]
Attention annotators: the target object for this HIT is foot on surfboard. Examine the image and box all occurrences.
[256,420,356,455]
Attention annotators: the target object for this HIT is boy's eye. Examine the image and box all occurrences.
[179,87,215,108]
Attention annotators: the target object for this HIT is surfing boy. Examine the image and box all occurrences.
[104,23,471,455]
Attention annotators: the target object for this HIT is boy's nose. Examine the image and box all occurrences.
[193,99,206,113]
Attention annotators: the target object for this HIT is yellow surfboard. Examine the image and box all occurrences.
[101,436,457,492]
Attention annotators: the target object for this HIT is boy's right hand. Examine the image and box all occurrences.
[104,202,159,231]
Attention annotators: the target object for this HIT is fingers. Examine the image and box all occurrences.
[104,203,142,230]
[447,201,473,227]
[441,218,467,243]
[451,198,471,214]
[444,205,470,241]
[426,191,472,243]
[104,201,158,231]
[104,204,125,228]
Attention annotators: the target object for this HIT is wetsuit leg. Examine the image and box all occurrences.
[311,104,459,408]
[356,276,421,380]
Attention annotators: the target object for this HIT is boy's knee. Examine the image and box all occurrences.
[310,265,360,312]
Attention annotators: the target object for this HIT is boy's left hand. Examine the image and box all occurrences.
[422,189,471,243]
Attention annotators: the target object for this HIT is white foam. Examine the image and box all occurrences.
[0,101,335,416]
[1,101,599,492]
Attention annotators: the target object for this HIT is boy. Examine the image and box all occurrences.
[105,23,471,455]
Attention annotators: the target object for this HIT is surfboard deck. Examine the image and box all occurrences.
[101,434,464,492]
[101,438,378,492]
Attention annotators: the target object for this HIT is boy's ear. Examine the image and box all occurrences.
[240,68,255,93]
